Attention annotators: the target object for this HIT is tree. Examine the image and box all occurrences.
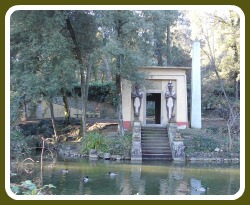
[10,11,79,138]
[65,10,99,136]
[96,10,152,137]
[141,10,180,66]
[190,10,240,150]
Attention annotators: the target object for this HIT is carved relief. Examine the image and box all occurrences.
[131,121,142,161]
[165,81,176,121]
[133,126,141,141]
[132,141,142,156]
[172,141,185,160]
[132,84,143,120]
[174,144,185,158]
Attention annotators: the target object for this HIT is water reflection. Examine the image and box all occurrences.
[11,159,240,195]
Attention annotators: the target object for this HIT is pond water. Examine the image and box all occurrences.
[12,157,240,196]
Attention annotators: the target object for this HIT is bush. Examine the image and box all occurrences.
[184,135,218,154]
[80,131,132,156]
[11,180,56,195]
[80,132,110,153]
[10,130,31,160]
[109,132,132,156]
[10,91,22,125]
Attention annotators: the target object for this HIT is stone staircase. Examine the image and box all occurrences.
[141,125,172,161]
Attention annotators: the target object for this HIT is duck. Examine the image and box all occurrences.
[61,169,69,174]
[195,187,209,192]
[108,172,118,177]
[83,176,89,183]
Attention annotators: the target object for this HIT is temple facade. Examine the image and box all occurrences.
[122,66,191,130]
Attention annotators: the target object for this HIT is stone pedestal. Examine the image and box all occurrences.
[168,123,185,161]
[131,121,142,161]
[171,140,185,161]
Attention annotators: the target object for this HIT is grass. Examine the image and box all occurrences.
[80,132,110,153]
[80,131,132,157]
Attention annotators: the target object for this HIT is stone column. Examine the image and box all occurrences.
[168,123,185,161]
[191,40,202,128]
[131,121,142,161]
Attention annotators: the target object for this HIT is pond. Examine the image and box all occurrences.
[11,157,240,197]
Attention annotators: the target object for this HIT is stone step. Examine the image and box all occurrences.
[142,135,168,139]
[141,130,167,135]
[141,139,168,143]
[141,143,170,148]
[142,149,172,154]
[142,157,173,161]
[141,135,167,139]
[141,126,172,161]
[141,139,170,147]
[142,127,167,131]
[142,153,173,160]
[142,151,171,155]
[141,126,167,130]
[142,146,170,150]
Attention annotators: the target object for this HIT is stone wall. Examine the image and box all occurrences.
[22,97,117,120]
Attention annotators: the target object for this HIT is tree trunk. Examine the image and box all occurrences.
[115,17,125,137]
[234,73,239,101]
[66,17,87,137]
[166,24,171,66]
[116,73,124,137]
[23,99,27,120]
[227,122,232,151]
[49,98,57,140]
[156,41,163,66]
[235,79,239,101]
[103,57,111,82]
[62,92,70,124]
[81,60,93,136]
[80,66,87,136]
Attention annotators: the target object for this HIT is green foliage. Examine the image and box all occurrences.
[146,101,155,116]
[10,91,22,125]
[109,132,132,156]
[80,131,132,156]
[181,128,222,154]
[81,132,110,153]
[10,130,31,159]
[193,136,218,152]
[11,180,56,195]
[169,45,192,67]
[10,10,79,111]
[194,10,240,118]
[87,82,117,105]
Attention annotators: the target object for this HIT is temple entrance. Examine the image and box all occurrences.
[146,93,161,124]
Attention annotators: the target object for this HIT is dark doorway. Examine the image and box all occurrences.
[146,93,161,124]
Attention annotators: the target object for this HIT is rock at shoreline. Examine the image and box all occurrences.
[103,153,111,160]
[89,149,98,159]
[111,155,122,160]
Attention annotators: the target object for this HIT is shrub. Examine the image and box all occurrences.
[80,132,110,153]
[10,130,31,160]
[184,135,218,154]
[11,180,56,195]
[109,132,132,156]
